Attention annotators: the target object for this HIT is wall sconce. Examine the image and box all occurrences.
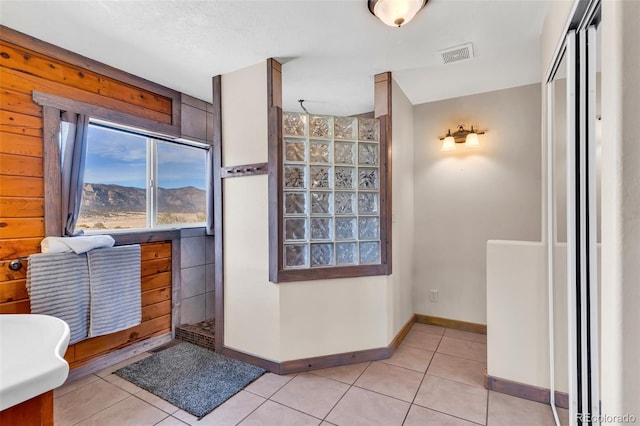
[439,124,485,151]
[368,0,428,27]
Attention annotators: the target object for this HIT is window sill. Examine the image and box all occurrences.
[108,228,182,245]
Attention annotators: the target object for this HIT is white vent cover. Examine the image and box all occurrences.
[439,43,474,65]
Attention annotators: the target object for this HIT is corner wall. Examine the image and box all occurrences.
[412,84,542,324]
[220,63,414,362]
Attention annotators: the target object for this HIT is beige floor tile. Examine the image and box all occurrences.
[54,373,100,398]
[427,353,486,388]
[95,352,153,378]
[238,400,320,426]
[173,409,199,425]
[354,362,423,402]
[487,391,555,426]
[557,407,569,425]
[155,417,189,426]
[103,373,145,394]
[75,395,167,425]
[404,404,479,426]
[244,372,293,398]
[381,345,434,372]
[444,329,487,344]
[271,373,349,418]
[135,389,180,414]
[198,390,265,426]
[411,323,446,336]
[54,379,129,425]
[414,375,487,424]
[310,362,370,384]
[437,336,487,363]
[402,329,442,351]
[326,386,410,426]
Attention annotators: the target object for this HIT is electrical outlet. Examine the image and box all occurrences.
[430,289,439,302]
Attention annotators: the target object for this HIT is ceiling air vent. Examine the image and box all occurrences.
[439,43,474,65]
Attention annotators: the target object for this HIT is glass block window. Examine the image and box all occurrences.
[282,112,381,269]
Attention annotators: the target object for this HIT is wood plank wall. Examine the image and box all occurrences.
[0,37,174,369]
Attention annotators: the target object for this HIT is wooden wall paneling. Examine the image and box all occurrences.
[71,314,171,365]
[0,110,42,137]
[0,197,43,217]
[0,133,43,157]
[141,258,172,277]
[0,41,172,116]
[142,271,171,292]
[0,26,181,129]
[0,218,43,239]
[212,74,224,351]
[141,300,171,322]
[0,299,30,314]
[0,237,41,259]
[140,241,172,260]
[0,176,43,197]
[0,152,42,176]
[0,88,42,117]
[0,68,171,125]
[0,279,28,303]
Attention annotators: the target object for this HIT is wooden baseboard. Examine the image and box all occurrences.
[415,314,486,335]
[222,314,416,375]
[65,333,172,383]
[388,314,416,351]
[485,375,569,409]
[220,346,281,373]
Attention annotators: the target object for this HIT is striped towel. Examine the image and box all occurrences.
[87,245,141,338]
[26,252,90,344]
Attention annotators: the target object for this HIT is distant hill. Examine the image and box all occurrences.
[81,183,206,215]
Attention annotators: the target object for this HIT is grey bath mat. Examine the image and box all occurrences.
[115,341,265,419]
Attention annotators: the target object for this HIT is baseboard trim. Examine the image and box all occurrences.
[221,346,281,373]
[415,314,487,335]
[222,314,416,375]
[388,314,416,351]
[485,375,569,409]
[66,333,172,383]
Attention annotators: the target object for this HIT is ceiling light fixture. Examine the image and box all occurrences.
[368,0,428,27]
[439,125,485,151]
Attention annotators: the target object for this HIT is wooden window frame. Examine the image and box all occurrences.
[267,60,393,282]
[33,91,184,237]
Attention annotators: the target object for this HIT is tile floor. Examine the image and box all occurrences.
[53,324,561,425]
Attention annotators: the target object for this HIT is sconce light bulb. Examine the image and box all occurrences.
[465,132,480,148]
[441,136,456,151]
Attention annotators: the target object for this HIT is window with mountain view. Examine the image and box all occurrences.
[76,123,208,231]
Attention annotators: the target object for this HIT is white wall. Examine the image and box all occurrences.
[221,62,414,361]
[388,78,415,336]
[221,63,281,360]
[600,0,640,418]
[487,241,549,388]
[413,84,542,324]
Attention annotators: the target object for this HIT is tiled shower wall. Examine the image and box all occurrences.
[179,228,215,325]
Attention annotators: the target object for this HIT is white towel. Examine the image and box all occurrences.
[26,252,90,344]
[41,235,115,254]
[87,245,141,338]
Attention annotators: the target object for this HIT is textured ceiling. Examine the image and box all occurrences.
[0,0,550,116]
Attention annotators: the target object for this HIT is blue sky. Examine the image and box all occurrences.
[83,124,206,189]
